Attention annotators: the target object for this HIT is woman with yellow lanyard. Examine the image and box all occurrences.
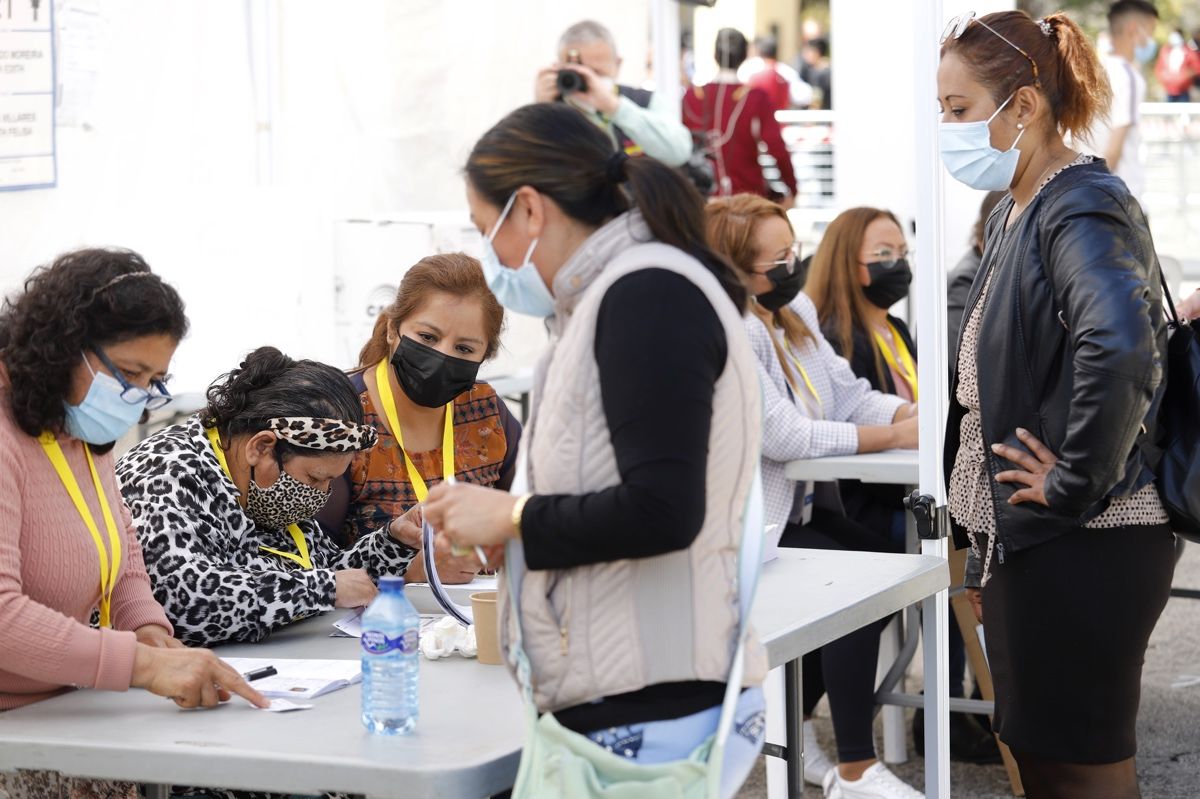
[117,346,415,647]
[706,196,926,799]
[805,206,920,547]
[0,250,268,798]
[316,253,522,585]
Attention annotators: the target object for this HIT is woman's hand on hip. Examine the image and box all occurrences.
[425,482,519,549]
[965,588,983,624]
[993,427,1058,507]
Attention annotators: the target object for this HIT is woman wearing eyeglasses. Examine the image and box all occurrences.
[118,347,414,647]
[805,208,918,547]
[706,195,922,799]
[0,249,267,795]
[939,11,1172,797]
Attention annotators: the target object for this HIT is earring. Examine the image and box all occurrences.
[1017,122,1025,130]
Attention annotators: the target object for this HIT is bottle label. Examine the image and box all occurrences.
[361,628,419,655]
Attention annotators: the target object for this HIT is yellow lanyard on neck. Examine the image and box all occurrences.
[374,358,454,503]
[873,322,919,401]
[204,426,313,570]
[38,432,122,627]
[784,349,824,420]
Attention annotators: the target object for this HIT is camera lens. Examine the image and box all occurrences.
[556,69,587,96]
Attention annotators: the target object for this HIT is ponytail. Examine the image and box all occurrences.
[620,154,748,310]
[1044,13,1112,143]
[467,103,747,311]
[941,11,1112,144]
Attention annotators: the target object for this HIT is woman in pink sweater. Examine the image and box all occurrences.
[0,249,267,795]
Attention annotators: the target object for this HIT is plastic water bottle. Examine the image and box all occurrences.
[360,576,420,735]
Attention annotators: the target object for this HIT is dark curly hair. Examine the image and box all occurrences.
[201,346,365,464]
[0,248,189,439]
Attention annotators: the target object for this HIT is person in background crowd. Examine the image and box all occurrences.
[0,249,267,798]
[947,191,1007,356]
[1190,27,1200,94]
[1156,29,1199,101]
[940,11,1172,797]
[316,253,521,584]
[805,207,918,544]
[118,347,413,646]
[738,35,814,111]
[1179,287,1200,319]
[534,19,693,168]
[425,102,767,797]
[798,36,833,110]
[707,194,925,799]
[683,27,798,201]
[1085,0,1160,202]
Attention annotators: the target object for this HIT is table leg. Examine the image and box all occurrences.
[880,615,907,764]
[922,539,951,798]
[785,657,804,796]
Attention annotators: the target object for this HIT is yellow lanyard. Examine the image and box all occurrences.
[873,322,919,401]
[204,426,313,570]
[38,432,122,627]
[784,349,824,420]
[374,358,455,503]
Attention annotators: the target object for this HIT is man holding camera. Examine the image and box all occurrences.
[533,20,693,168]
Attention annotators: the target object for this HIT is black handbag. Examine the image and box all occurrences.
[1155,275,1200,542]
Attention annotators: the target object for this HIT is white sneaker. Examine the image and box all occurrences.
[803,719,835,786]
[824,762,924,799]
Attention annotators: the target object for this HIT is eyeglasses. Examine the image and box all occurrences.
[753,242,803,272]
[942,11,1041,90]
[90,347,173,411]
[863,247,912,270]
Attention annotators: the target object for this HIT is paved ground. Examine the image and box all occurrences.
[738,541,1200,797]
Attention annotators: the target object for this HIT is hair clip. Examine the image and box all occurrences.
[1037,18,1053,37]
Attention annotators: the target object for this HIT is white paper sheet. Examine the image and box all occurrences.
[223,657,361,700]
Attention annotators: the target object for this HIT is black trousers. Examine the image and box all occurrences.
[781,508,892,762]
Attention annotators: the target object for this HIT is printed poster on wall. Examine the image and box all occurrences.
[0,0,55,191]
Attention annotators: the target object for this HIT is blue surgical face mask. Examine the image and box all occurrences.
[938,93,1025,191]
[1135,37,1157,64]
[63,353,146,444]
[480,192,556,318]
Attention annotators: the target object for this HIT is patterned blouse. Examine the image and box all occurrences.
[949,154,1167,585]
[318,372,522,548]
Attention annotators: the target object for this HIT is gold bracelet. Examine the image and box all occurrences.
[511,493,532,539]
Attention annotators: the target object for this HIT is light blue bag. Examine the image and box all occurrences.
[503,468,766,799]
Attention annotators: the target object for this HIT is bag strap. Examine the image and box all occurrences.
[1159,266,1182,327]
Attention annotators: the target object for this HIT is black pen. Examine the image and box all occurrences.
[243,666,277,682]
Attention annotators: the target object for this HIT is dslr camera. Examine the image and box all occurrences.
[556,49,587,98]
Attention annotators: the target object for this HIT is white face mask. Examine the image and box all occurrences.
[479,191,556,318]
[938,93,1025,191]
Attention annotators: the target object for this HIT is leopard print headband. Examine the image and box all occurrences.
[266,417,378,452]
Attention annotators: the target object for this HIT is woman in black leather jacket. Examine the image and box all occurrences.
[939,11,1173,799]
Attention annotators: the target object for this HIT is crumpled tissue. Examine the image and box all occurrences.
[420,616,478,660]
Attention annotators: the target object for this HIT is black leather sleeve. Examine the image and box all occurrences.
[1038,185,1163,517]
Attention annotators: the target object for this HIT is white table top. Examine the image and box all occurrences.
[784,448,920,485]
[0,548,947,797]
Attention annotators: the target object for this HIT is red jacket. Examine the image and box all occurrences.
[682,80,797,198]
[1155,45,1200,96]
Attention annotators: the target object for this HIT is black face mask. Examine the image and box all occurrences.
[390,336,481,409]
[755,256,809,312]
[862,258,912,310]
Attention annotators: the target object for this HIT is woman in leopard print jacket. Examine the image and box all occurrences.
[116,347,420,646]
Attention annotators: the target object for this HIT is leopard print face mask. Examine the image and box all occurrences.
[245,465,332,530]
